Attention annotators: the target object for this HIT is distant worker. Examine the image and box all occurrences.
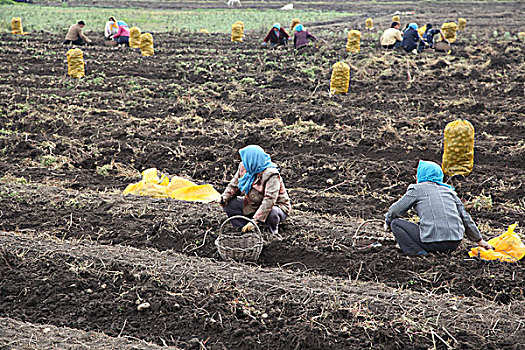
[293,24,317,50]
[64,21,92,46]
[112,20,130,46]
[401,23,428,53]
[262,23,291,47]
[422,23,448,48]
[380,21,403,49]
[385,160,494,256]
[220,145,291,235]
[104,16,118,40]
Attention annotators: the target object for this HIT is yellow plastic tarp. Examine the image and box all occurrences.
[469,224,525,263]
[123,168,220,203]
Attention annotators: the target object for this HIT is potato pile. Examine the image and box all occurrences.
[442,120,475,177]
[66,48,85,79]
[365,18,373,30]
[330,61,350,95]
[231,21,244,42]
[290,18,300,31]
[139,33,154,56]
[11,17,24,35]
[129,27,142,48]
[346,30,361,53]
[458,18,467,31]
[441,22,458,43]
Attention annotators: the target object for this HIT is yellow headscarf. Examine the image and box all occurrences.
[109,16,118,30]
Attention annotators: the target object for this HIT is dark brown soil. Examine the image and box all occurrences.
[0,1,524,348]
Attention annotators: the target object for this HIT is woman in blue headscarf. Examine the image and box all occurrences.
[262,23,291,47]
[400,23,428,53]
[220,145,291,234]
[385,160,493,255]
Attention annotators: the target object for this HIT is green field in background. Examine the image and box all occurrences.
[0,4,355,33]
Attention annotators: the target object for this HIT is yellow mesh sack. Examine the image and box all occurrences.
[365,18,373,30]
[469,224,525,263]
[123,168,220,202]
[346,30,361,53]
[442,119,474,177]
[200,28,210,35]
[458,18,467,31]
[417,25,427,37]
[11,17,25,35]
[330,61,350,95]
[66,48,85,79]
[139,33,154,56]
[441,22,458,43]
[517,32,525,42]
[129,27,142,48]
[291,18,300,30]
[392,15,400,23]
[231,21,244,42]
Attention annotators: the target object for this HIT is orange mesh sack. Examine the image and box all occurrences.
[442,120,474,177]
[469,224,525,263]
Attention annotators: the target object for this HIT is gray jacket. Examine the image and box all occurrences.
[385,182,482,243]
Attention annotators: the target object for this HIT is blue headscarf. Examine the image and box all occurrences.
[408,23,418,30]
[237,145,277,194]
[117,20,128,28]
[273,23,281,31]
[295,24,303,32]
[416,160,453,189]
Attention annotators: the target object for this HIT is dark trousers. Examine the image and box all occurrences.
[117,36,129,46]
[223,197,287,235]
[63,38,85,46]
[270,37,287,48]
[390,218,461,255]
[402,42,424,53]
[382,40,402,49]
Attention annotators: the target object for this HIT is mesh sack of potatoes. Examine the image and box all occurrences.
[365,18,373,30]
[441,22,458,43]
[139,33,154,56]
[330,61,350,95]
[129,27,142,48]
[442,119,475,177]
[231,21,244,42]
[458,18,467,31]
[11,17,25,35]
[290,18,300,31]
[346,30,361,53]
[66,48,85,79]
[392,15,400,23]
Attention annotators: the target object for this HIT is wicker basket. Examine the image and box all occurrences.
[215,216,263,262]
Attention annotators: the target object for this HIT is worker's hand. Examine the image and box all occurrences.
[261,42,267,46]
[218,196,227,208]
[383,222,391,232]
[478,239,494,250]
[242,222,255,233]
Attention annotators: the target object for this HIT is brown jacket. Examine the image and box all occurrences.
[222,162,291,222]
[65,24,90,42]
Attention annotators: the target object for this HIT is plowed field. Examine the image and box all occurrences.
[0,1,524,348]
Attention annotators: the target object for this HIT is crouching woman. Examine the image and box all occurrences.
[385,160,493,255]
[220,145,291,235]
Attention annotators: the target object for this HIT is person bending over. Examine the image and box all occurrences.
[64,21,92,45]
[220,145,291,235]
[380,21,403,49]
[262,23,291,48]
[385,160,493,255]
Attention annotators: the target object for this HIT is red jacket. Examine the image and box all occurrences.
[263,28,290,44]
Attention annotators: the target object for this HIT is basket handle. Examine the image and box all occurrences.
[219,215,262,237]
